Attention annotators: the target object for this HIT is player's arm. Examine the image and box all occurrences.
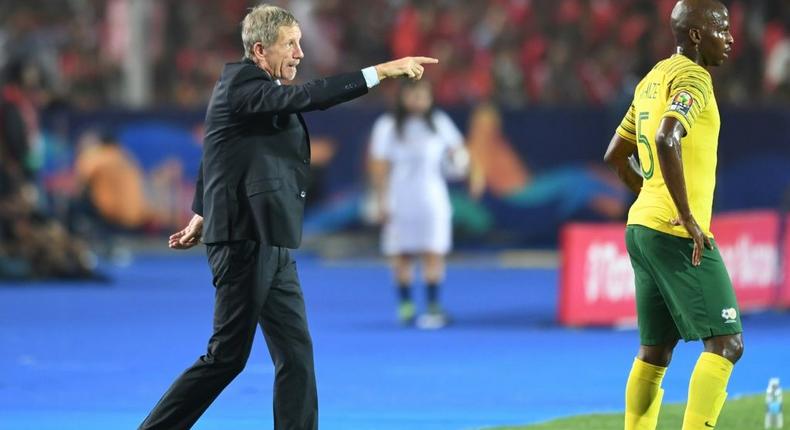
[368,157,390,223]
[655,117,711,266]
[606,102,642,194]
[603,133,642,195]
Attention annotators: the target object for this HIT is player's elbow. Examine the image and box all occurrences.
[603,134,634,168]
[603,149,623,168]
[654,131,668,147]
[654,127,683,152]
[603,145,615,164]
[654,133,676,154]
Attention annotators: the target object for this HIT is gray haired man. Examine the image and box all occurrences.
[139,4,436,429]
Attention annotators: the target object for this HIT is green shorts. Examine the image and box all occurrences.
[625,224,742,345]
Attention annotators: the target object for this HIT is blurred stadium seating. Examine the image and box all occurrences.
[2,0,788,258]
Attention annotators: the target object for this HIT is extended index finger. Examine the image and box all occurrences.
[413,56,439,64]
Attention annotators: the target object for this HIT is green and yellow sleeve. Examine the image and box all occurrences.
[616,103,637,142]
[663,66,712,134]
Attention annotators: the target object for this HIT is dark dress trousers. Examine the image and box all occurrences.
[139,58,368,430]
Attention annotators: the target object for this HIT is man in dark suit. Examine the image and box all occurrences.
[138,4,437,430]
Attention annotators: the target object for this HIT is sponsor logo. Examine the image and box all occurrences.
[669,91,694,116]
[721,307,738,323]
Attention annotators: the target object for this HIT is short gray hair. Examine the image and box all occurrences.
[241,4,299,59]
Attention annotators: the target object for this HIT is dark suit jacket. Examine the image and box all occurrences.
[192,58,368,248]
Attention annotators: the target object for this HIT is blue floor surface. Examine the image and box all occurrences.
[1,252,789,430]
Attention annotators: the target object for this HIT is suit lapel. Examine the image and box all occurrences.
[245,59,311,161]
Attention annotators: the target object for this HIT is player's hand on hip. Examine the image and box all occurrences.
[169,214,204,250]
[671,215,712,266]
[375,57,439,81]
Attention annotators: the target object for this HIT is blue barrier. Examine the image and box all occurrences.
[39,106,790,245]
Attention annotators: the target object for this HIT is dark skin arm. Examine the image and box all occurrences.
[603,134,643,195]
[655,116,712,266]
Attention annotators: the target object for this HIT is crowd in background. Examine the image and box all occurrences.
[0,63,98,279]
[2,0,790,279]
[1,0,789,110]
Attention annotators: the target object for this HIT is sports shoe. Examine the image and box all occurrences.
[398,301,416,325]
[415,305,449,330]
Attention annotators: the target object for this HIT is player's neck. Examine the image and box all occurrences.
[675,46,705,68]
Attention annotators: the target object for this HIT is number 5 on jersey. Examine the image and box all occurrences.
[637,111,654,179]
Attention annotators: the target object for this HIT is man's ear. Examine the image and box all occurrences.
[253,42,266,60]
[689,28,702,45]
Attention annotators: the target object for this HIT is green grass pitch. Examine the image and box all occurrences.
[488,394,768,429]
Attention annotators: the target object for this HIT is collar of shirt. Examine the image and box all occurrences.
[242,57,279,84]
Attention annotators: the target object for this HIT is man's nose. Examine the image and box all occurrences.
[294,45,304,59]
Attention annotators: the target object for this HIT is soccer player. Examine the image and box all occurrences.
[603,1,743,429]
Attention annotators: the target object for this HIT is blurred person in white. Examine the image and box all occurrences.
[369,80,469,329]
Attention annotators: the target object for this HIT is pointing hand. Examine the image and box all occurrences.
[375,56,439,81]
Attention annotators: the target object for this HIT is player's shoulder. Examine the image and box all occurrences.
[661,55,712,83]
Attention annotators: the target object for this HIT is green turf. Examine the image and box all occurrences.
[488,394,767,429]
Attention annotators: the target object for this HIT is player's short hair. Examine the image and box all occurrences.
[241,4,299,59]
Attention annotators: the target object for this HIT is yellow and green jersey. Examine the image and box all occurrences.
[617,54,719,238]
